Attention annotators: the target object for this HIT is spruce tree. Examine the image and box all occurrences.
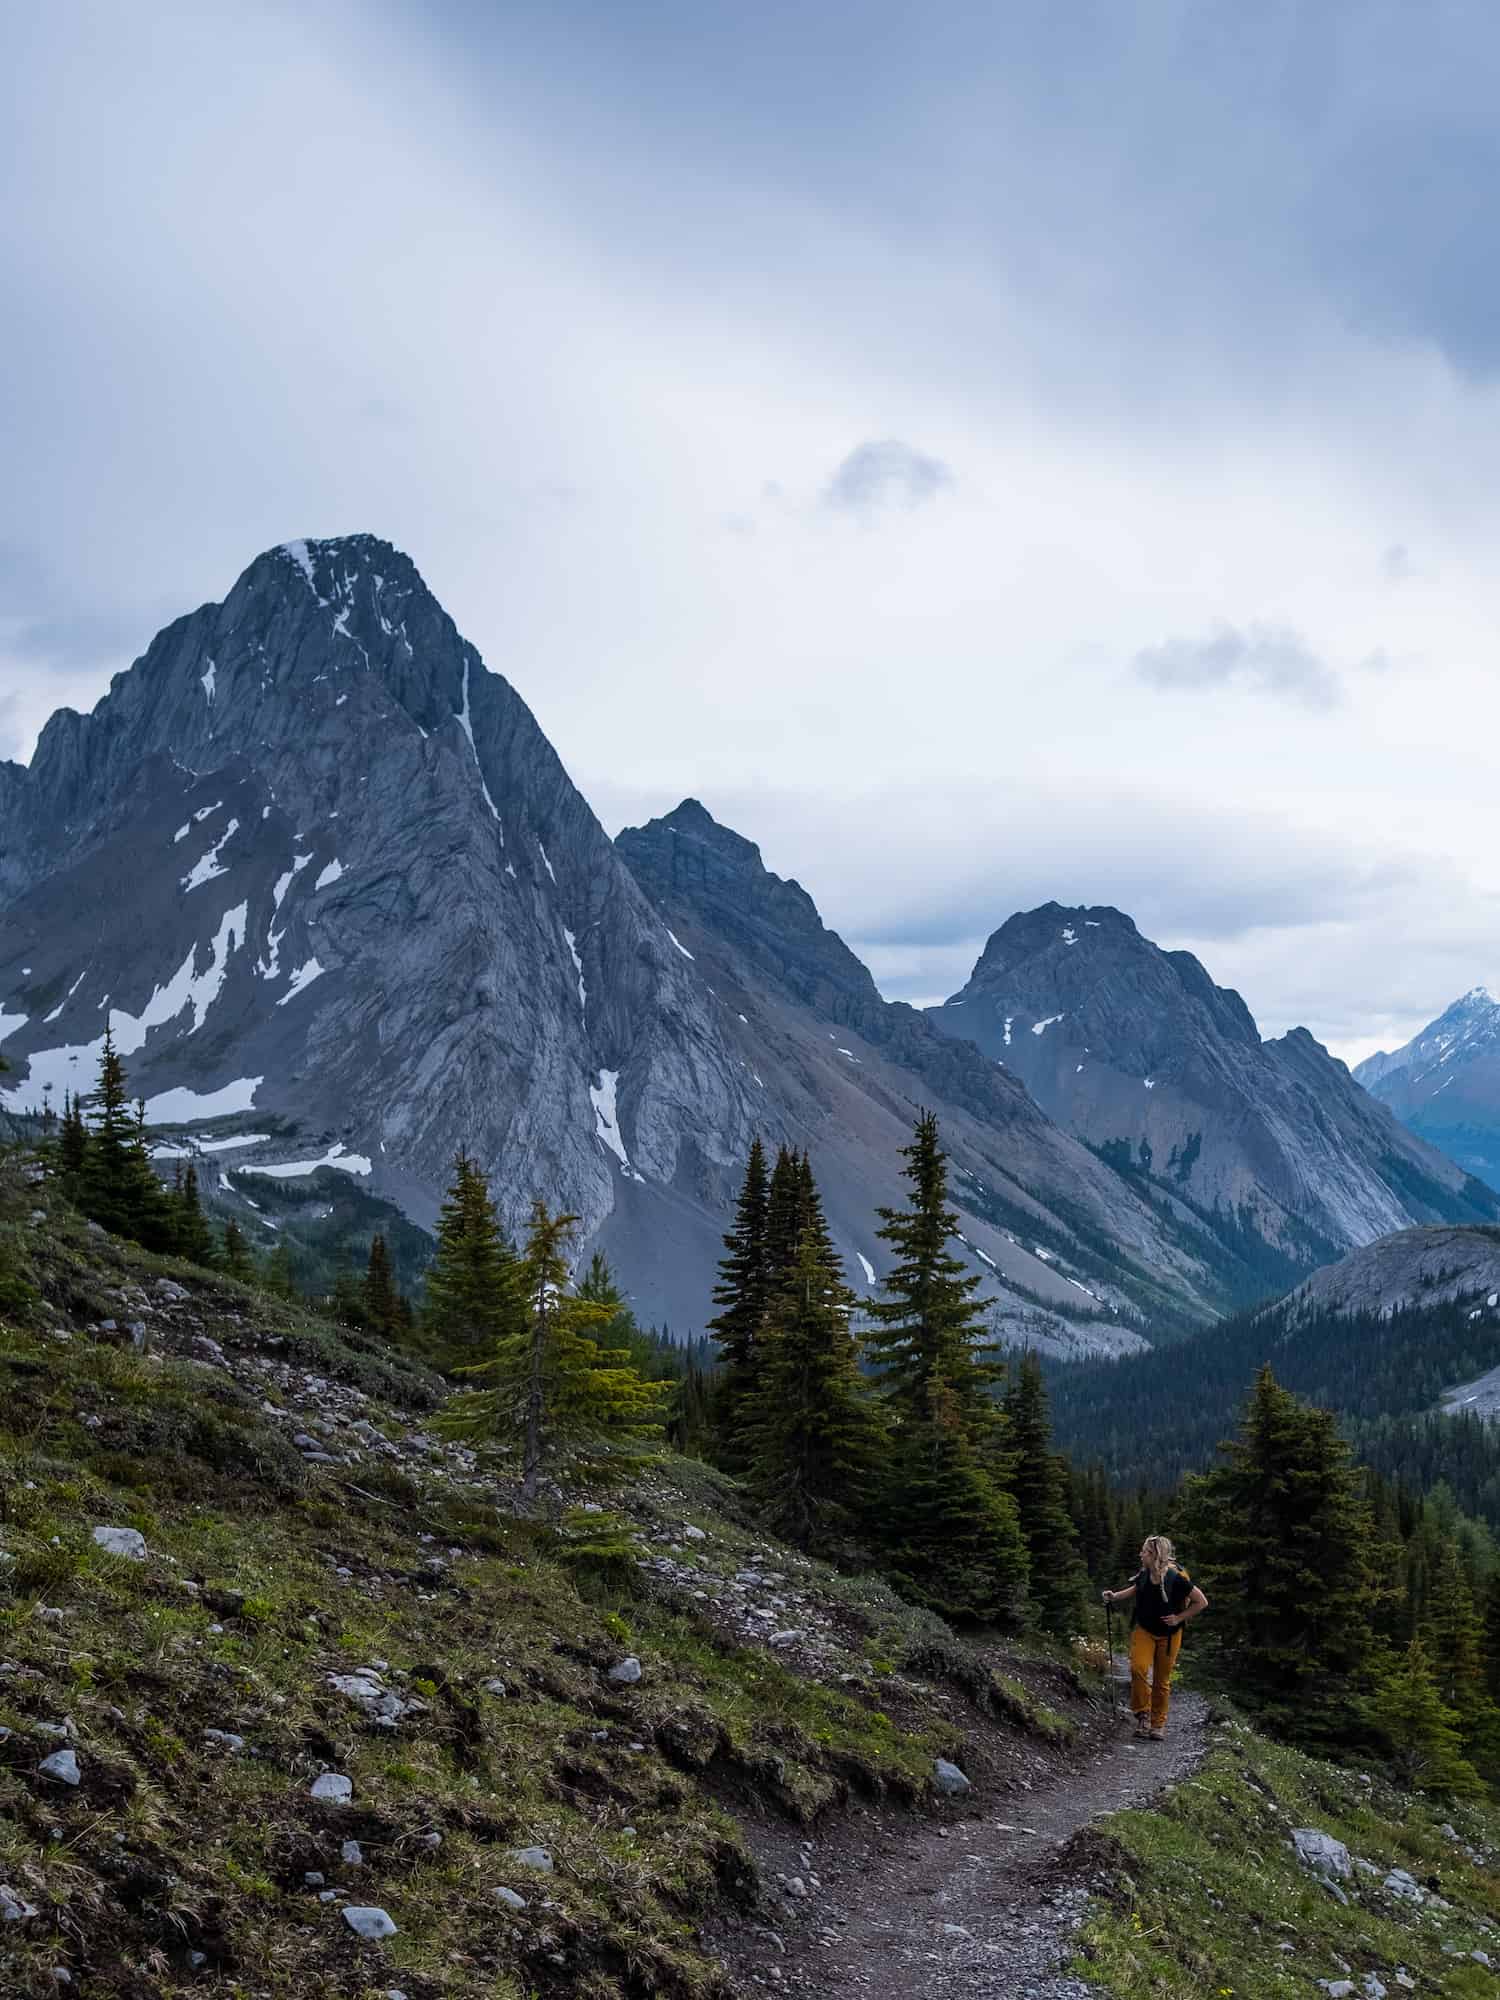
[880,1375,1030,1626]
[221,1219,254,1281]
[437,1201,668,1505]
[740,1220,885,1548]
[707,1138,771,1466]
[1366,1638,1482,1797]
[1004,1351,1089,1634]
[363,1233,402,1339]
[55,1091,89,1195]
[170,1163,217,1266]
[1180,1365,1375,1743]
[865,1112,1005,1434]
[261,1241,297,1299]
[77,1032,171,1249]
[421,1153,521,1370]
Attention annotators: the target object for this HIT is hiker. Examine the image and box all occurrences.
[1102,1534,1207,1740]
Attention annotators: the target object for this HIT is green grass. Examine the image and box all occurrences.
[1075,1713,1500,1998]
[0,1157,1107,1998]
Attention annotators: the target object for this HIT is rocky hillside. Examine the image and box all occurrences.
[0,1157,1121,1999]
[1357,987,1500,1195]
[1278,1224,1500,1323]
[926,903,1500,1284]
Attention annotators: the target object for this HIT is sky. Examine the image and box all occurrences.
[5,1,1500,1064]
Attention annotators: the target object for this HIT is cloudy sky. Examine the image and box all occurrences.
[5,1,1500,1063]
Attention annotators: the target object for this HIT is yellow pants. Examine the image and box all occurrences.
[1130,1624,1183,1730]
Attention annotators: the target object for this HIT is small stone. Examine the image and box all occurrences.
[783,1876,807,1899]
[318,1888,342,1903]
[419,1831,443,1850]
[481,1678,508,1696]
[1382,1867,1424,1903]
[511,1846,553,1873]
[0,1884,40,1922]
[493,1886,528,1911]
[682,1525,707,1541]
[1317,1984,1354,1999]
[342,1905,397,1939]
[1473,1951,1494,1969]
[934,1758,970,1796]
[310,1772,353,1803]
[607,1656,642,1685]
[91,1526,147,1561]
[1363,1977,1388,1999]
[342,1840,363,1865]
[304,1871,325,1887]
[203,1729,245,1754]
[769,1630,803,1647]
[38,1749,80,1786]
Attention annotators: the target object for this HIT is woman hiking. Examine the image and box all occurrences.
[1102,1534,1208,1740]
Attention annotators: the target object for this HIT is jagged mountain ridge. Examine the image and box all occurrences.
[0,537,779,1324]
[924,902,1500,1276]
[0,538,1202,1347]
[1355,987,1500,1194]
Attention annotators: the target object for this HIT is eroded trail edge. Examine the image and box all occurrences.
[719,1689,1210,2000]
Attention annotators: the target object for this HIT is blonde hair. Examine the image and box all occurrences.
[1142,1535,1176,1589]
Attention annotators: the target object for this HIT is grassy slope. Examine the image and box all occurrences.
[1076,1708,1500,1998]
[0,1160,1091,2000]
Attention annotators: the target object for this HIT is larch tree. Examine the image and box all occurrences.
[437,1201,668,1506]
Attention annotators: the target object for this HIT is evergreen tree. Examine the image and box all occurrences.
[740,1221,885,1547]
[437,1201,669,1504]
[865,1113,1005,1436]
[1422,1540,1500,1775]
[77,1032,171,1250]
[261,1241,297,1299]
[221,1219,254,1282]
[1004,1351,1089,1634]
[55,1090,89,1195]
[879,1375,1030,1626]
[1366,1638,1483,1797]
[421,1153,521,1369]
[363,1233,402,1338]
[1179,1365,1376,1744]
[169,1163,217,1266]
[707,1138,771,1466]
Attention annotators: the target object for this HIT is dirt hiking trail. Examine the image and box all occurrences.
[719,1688,1209,2000]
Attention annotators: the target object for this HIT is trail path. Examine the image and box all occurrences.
[725,1690,1209,2000]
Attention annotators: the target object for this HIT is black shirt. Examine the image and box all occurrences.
[1132,1566,1194,1637]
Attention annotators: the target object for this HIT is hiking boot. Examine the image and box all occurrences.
[1149,1726,1166,1741]
[1133,1713,1151,1739]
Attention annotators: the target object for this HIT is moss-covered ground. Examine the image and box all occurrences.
[0,1161,1098,1998]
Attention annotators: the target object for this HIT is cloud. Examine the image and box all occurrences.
[823,440,954,514]
[1132,623,1342,710]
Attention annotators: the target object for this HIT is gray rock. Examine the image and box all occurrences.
[1363,1976,1388,1998]
[493,1886,528,1911]
[511,1847,553,1873]
[607,1656,642,1685]
[1292,1829,1352,1879]
[310,1772,353,1803]
[342,1905,397,1940]
[342,1840,363,1865]
[0,1884,39,1922]
[1317,1984,1355,1999]
[481,1677,508,1696]
[933,1758,971,1796]
[91,1525,146,1560]
[1382,1867,1424,1903]
[304,1872,325,1887]
[768,1630,803,1647]
[202,1729,245,1754]
[38,1749,80,1786]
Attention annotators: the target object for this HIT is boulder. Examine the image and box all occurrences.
[91,1526,147,1561]
[933,1758,971,1796]
[1292,1829,1352,1880]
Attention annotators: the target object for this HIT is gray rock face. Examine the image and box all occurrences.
[1356,987,1500,1194]
[925,903,1499,1287]
[617,806,1235,1345]
[0,537,769,1328]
